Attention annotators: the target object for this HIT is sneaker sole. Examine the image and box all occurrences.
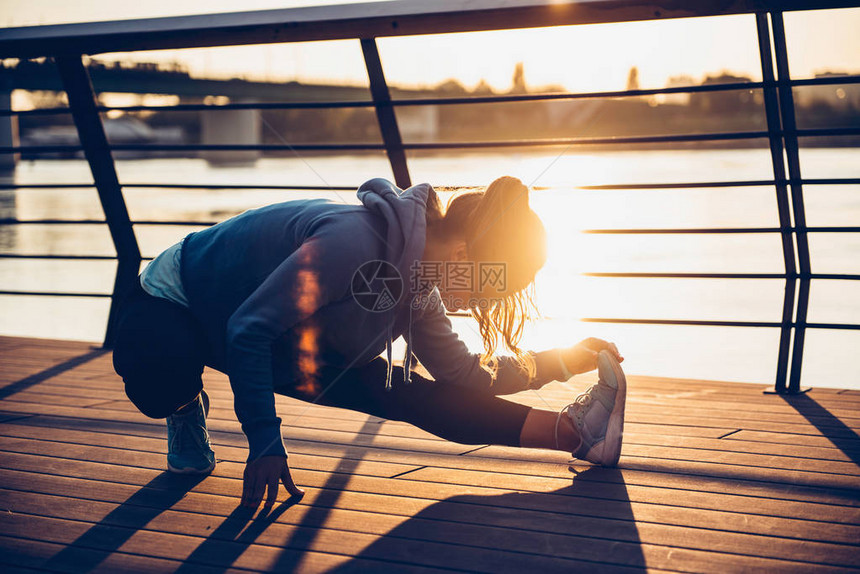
[598,350,627,467]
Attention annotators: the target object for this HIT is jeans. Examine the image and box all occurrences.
[112,275,530,447]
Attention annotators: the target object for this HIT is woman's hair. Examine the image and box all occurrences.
[426,176,547,384]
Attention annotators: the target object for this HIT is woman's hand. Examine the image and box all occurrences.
[241,455,305,509]
[560,338,624,376]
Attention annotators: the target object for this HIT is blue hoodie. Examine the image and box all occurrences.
[162,178,558,462]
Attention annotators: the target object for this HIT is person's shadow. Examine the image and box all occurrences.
[325,466,645,572]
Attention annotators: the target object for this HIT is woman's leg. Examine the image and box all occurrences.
[111,275,208,419]
[275,354,537,448]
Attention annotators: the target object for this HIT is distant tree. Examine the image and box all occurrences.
[690,72,756,113]
[626,66,640,91]
[473,79,495,95]
[511,62,527,94]
[434,79,468,94]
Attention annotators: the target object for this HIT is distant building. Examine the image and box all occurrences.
[797,71,860,110]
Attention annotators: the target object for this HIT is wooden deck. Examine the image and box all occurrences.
[0,335,858,573]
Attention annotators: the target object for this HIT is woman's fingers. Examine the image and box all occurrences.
[241,471,254,507]
[263,475,280,510]
[282,464,306,498]
[581,338,624,362]
[250,476,266,507]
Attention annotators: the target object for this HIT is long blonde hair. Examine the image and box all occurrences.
[426,176,547,383]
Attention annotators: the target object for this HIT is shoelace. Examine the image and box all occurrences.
[554,390,594,452]
[169,414,210,454]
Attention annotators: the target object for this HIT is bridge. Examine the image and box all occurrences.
[0,59,441,165]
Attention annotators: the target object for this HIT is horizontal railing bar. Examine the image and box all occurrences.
[0,218,217,226]
[1,131,773,155]
[576,178,860,190]
[5,75,858,118]
[123,183,358,191]
[6,129,860,157]
[790,75,860,87]
[584,272,786,279]
[0,183,360,191]
[584,272,860,280]
[4,178,857,193]
[0,183,95,189]
[0,80,768,117]
[581,318,783,328]
[0,253,154,261]
[5,219,859,235]
[584,227,782,234]
[808,226,860,233]
[0,0,853,59]
[575,180,774,190]
[0,290,110,298]
[1,286,857,330]
[802,178,860,186]
[586,226,860,234]
[810,274,860,280]
[797,128,860,138]
[404,132,770,148]
[582,317,860,330]
[807,323,860,331]
[6,74,860,120]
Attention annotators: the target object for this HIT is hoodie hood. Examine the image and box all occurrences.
[356,178,431,390]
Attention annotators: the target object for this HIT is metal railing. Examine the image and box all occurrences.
[0,0,858,393]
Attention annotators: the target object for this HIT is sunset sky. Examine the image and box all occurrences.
[2,1,858,94]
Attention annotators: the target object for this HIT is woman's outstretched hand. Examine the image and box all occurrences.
[241,455,305,509]
[560,337,624,377]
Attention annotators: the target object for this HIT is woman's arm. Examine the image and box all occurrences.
[225,222,368,463]
[407,289,565,394]
[408,290,623,394]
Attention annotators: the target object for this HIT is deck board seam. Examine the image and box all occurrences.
[2,441,858,509]
[4,499,859,570]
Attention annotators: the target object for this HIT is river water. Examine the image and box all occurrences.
[1,147,858,389]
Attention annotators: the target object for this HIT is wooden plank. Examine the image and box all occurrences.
[8,394,851,442]
[730,429,860,450]
[2,435,858,531]
[0,426,419,479]
[2,464,858,550]
[12,401,853,463]
[0,534,251,574]
[3,336,860,572]
[0,505,654,574]
[1,466,858,571]
[4,412,860,507]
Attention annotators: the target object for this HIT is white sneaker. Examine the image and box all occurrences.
[555,350,627,467]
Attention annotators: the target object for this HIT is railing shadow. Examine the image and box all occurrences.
[781,393,860,467]
[41,472,207,572]
[0,347,109,400]
[173,414,384,573]
[326,467,645,572]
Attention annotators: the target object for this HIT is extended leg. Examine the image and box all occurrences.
[274,356,532,448]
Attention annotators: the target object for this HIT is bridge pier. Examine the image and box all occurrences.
[0,91,19,171]
[200,98,260,166]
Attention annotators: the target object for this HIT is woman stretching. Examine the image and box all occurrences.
[112,176,627,510]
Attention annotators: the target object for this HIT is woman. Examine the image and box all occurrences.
[112,175,626,510]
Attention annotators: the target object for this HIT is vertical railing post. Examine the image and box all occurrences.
[55,55,141,349]
[771,12,811,394]
[360,38,411,189]
[755,14,797,394]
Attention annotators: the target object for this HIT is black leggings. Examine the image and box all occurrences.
[112,275,531,448]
